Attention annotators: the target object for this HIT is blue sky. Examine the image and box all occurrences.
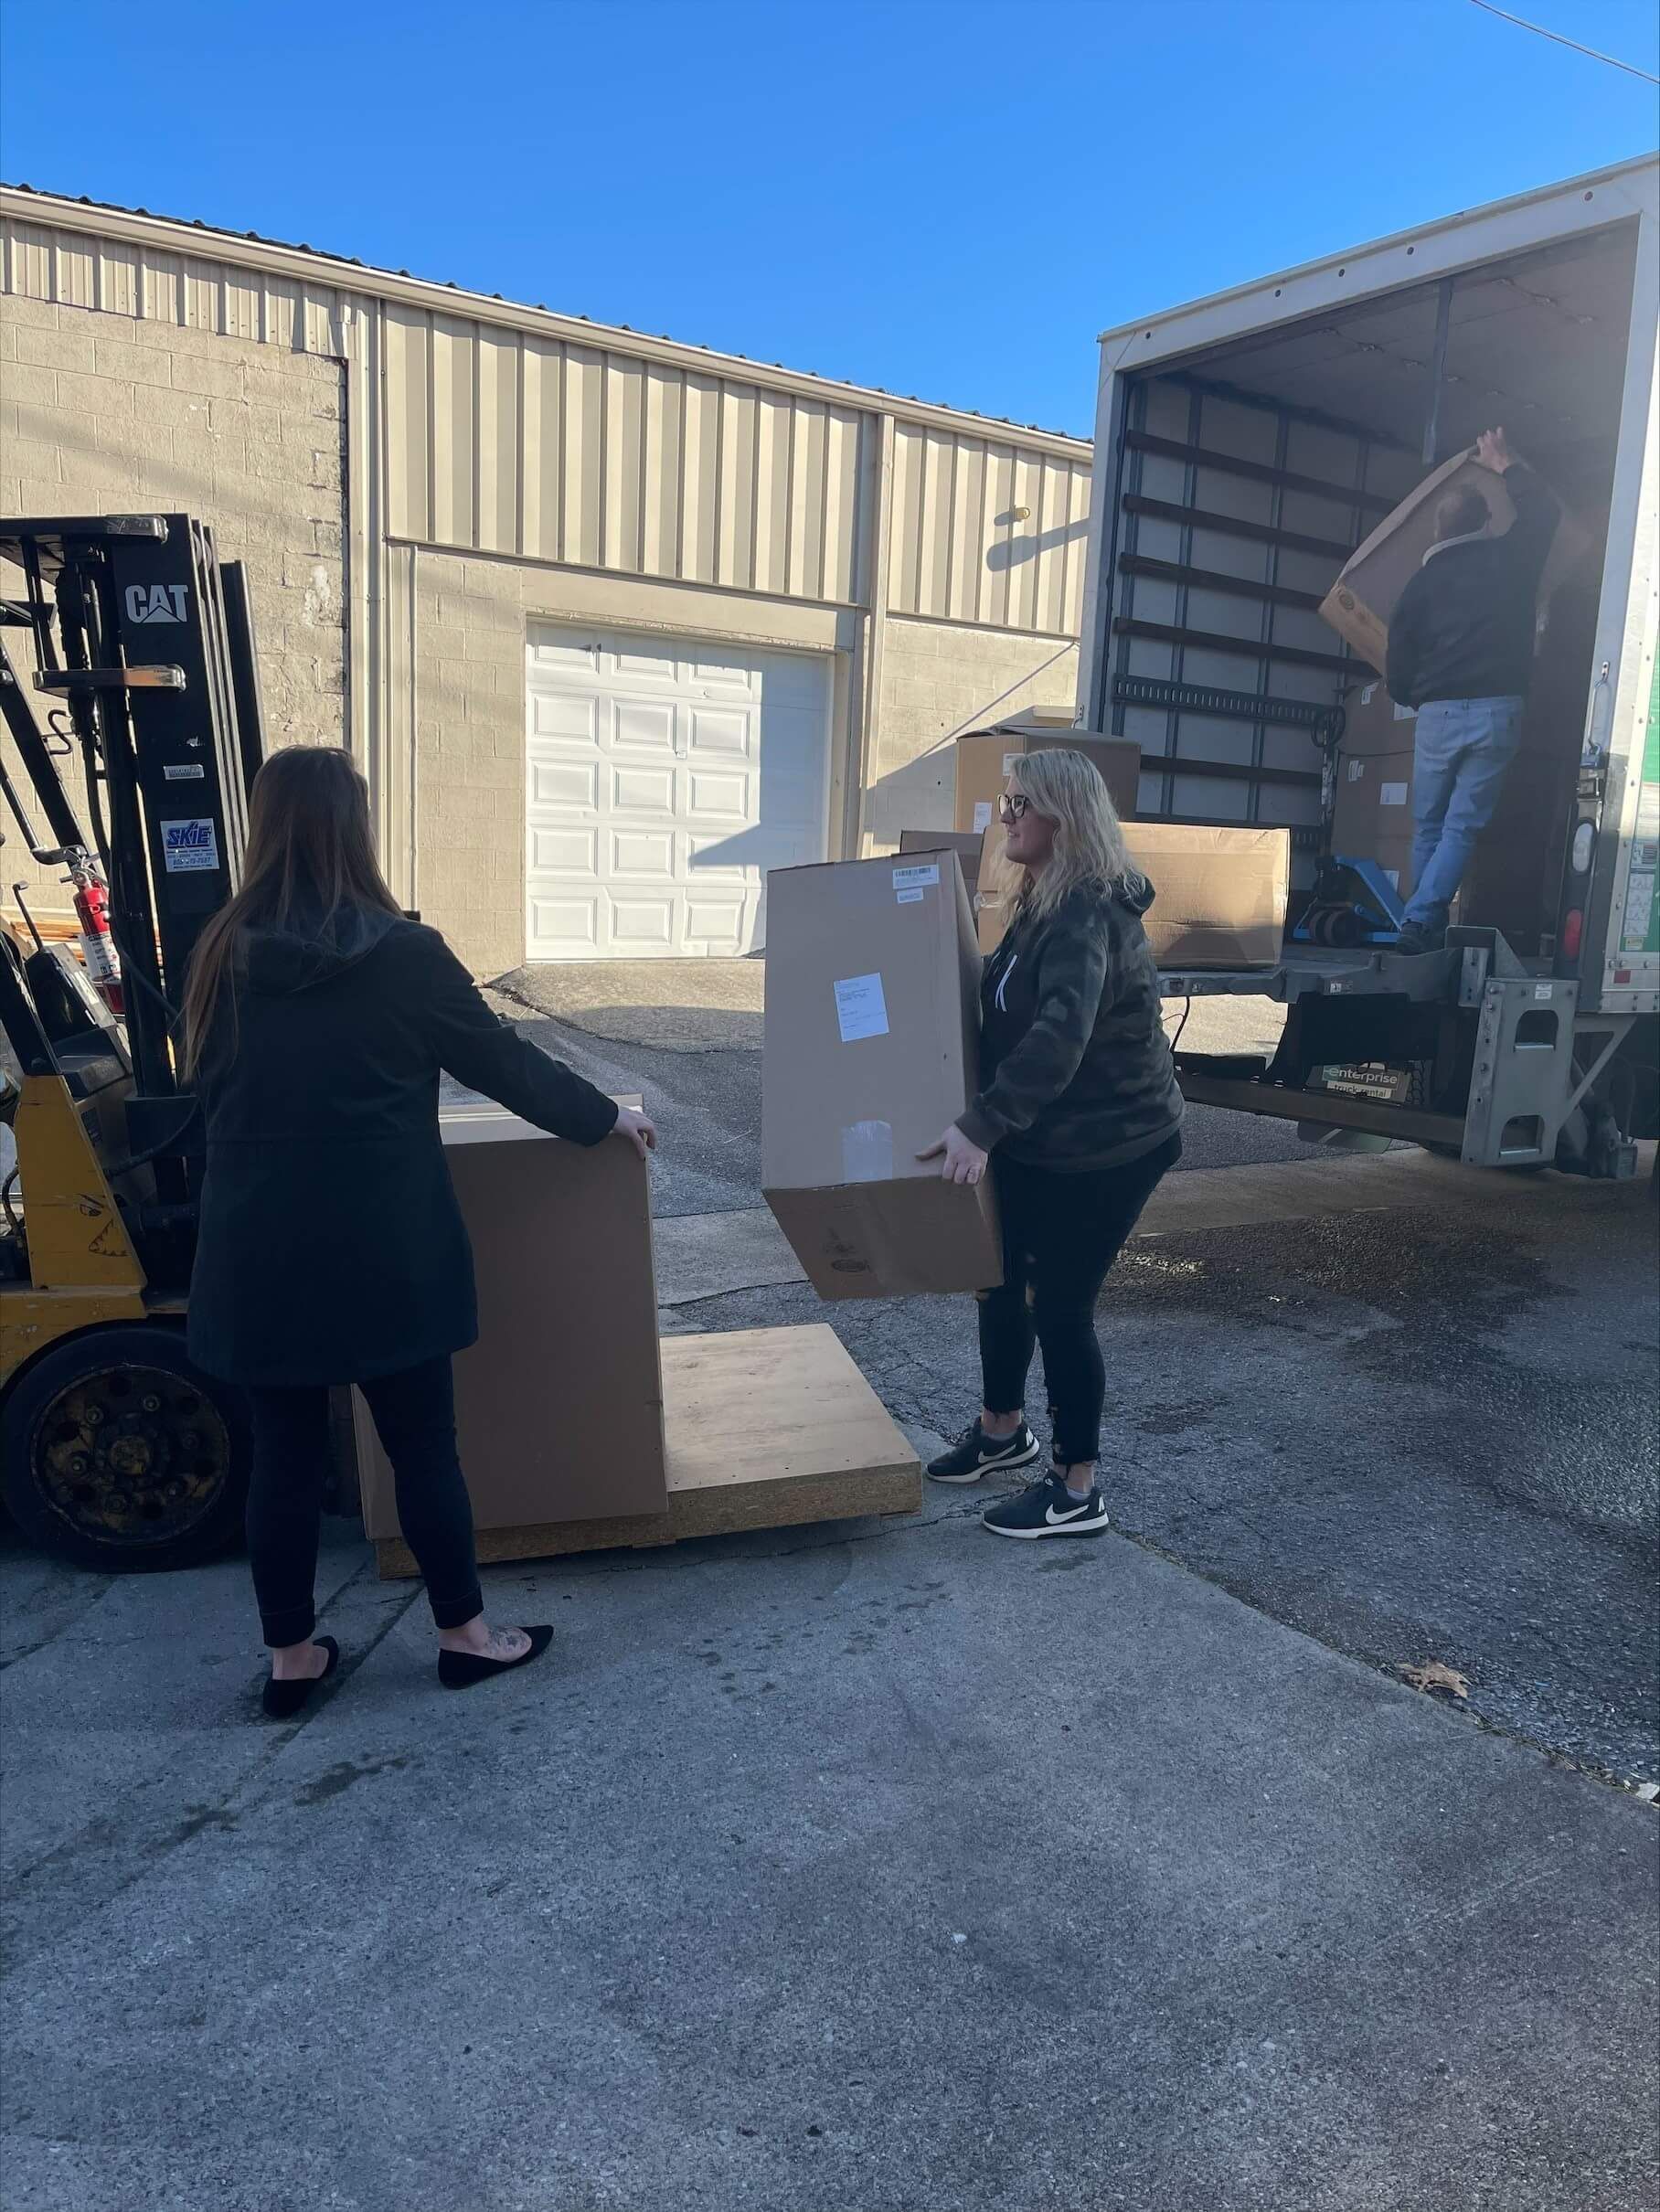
[1,0,1654,436]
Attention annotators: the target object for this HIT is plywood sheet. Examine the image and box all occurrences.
[372,1324,920,1576]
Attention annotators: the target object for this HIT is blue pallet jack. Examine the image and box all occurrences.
[1293,855,1409,949]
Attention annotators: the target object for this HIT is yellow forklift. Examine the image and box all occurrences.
[1,514,264,1569]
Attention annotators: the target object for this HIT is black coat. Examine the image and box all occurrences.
[962,876,1184,1173]
[186,907,619,1388]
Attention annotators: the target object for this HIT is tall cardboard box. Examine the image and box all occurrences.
[975,822,1288,968]
[1320,448,1584,675]
[355,1102,665,1541]
[954,728,1140,837]
[762,853,1002,1300]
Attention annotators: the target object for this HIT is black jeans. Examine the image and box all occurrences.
[978,1133,1181,1468]
[245,1356,483,1648]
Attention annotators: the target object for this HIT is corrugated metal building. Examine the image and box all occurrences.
[1,187,1091,975]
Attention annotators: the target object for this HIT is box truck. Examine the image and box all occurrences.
[1076,157,1657,1176]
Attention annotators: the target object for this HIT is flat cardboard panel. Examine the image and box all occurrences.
[953,730,1140,835]
[1320,449,1586,675]
[355,1101,665,1537]
[974,821,1287,969]
[761,853,1000,1300]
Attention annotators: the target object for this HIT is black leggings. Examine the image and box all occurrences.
[978,1133,1181,1468]
[244,1356,483,1648]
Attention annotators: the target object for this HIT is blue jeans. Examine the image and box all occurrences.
[1404,696,1522,932]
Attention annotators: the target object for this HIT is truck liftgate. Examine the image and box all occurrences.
[1158,929,1645,1177]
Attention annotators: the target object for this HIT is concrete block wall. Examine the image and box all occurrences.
[0,292,346,920]
[866,614,1080,849]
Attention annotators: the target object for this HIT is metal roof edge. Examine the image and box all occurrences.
[0,184,1092,459]
[1093,154,1660,346]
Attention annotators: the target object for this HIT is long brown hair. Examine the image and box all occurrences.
[180,745,399,1076]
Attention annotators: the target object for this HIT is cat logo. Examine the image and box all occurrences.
[124,583,188,625]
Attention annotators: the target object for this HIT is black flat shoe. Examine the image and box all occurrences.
[437,1625,554,1690]
[261,1635,340,1719]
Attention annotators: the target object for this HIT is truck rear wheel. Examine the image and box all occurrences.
[1,1324,249,1572]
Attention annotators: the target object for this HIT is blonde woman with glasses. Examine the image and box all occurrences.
[919,750,1183,1538]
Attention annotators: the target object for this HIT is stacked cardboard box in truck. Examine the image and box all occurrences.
[975,821,1289,968]
[954,728,1140,837]
[762,852,1001,1299]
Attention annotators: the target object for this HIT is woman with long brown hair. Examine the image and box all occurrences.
[182,746,654,1715]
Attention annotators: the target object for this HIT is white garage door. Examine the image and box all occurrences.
[525,624,831,960]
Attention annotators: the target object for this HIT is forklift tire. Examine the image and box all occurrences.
[1,1324,250,1573]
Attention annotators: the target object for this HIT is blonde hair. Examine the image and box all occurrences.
[989,748,1131,926]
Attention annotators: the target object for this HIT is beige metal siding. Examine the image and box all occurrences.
[1,212,344,355]
[368,308,878,601]
[4,197,1091,633]
[886,421,1091,633]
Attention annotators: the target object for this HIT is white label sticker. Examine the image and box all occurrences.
[161,817,219,873]
[833,973,889,1044]
[892,864,940,892]
[1533,983,1553,1001]
[1002,751,1022,771]
[1360,682,1377,707]
[1622,871,1655,951]
[163,762,206,782]
[972,802,994,833]
[1346,760,1365,782]
[896,888,925,905]
[1379,782,1409,808]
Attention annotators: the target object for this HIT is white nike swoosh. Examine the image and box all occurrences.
[1044,1500,1091,1524]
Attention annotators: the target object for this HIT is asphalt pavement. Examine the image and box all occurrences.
[3,980,1656,2211]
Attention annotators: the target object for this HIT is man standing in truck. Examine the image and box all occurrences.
[1385,427,1561,953]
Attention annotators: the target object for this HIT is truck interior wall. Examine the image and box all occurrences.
[1104,219,1641,941]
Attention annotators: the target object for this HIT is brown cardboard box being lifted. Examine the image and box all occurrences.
[355,1101,665,1545]
[976,820,1288,968]
[954,726,1140,838]
[1320,447,1586,675]
[762,853,1001,1300]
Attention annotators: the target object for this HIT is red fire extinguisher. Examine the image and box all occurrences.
[71,872,124,1018]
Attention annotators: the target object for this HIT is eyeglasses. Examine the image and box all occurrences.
[996,793,1032,824]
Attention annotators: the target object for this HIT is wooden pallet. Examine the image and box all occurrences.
[373,1323,920,1578]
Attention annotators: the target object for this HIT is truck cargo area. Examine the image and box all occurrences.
[1086,165,1658,1174]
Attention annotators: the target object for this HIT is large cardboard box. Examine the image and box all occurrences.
[1320,449,1583,675]
[1331,743,1416,860]
[975,822,1288,969]
[954,728,1140,837]
[355,1101,665,1541]
[762,853,1001,1300]
[899,827,983,900]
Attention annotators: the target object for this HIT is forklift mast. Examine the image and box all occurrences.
[0,514,266,1193]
